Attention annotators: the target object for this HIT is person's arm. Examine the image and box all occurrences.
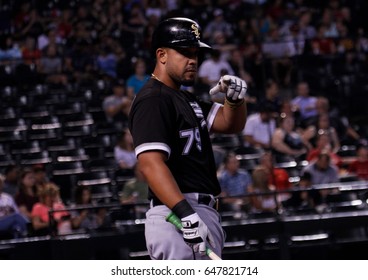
[32,215,49,231]
[271,129,304,156]
[210,75,247,133]
[138,151,184,209]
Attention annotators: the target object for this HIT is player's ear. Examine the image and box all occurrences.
[156,48,167,64]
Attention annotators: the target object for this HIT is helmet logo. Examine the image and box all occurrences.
[191,23,200,39]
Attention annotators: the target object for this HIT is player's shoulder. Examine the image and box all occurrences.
[135,79,172,101]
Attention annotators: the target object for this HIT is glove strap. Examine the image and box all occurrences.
[225,97,245,109]
[172,199,195,219]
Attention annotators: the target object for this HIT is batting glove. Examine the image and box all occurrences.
[209,75,247,101]
[181,212,215,254]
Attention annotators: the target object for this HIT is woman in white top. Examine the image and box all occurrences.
[114,128,137,169]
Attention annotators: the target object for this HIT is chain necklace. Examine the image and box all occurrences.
[151,73,161,82]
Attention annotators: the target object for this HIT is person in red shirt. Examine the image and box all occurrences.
[348,145,368,180]
[259,150,291,191]
[307,133,343,168]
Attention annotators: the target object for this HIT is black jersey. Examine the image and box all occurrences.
[129,78,222,197]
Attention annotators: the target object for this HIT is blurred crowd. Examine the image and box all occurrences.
[1,0,368,239]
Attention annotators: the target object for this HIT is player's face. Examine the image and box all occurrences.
[166,47,199,86]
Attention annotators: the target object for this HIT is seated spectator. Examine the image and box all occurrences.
[70,186,111,232]
[31,183,70,236]
[15,168,39,220]
[103,79,132,124]
[2,164,20,197]
[271,115,308,162]
[247,166,279,214]
[306,133,343,167]
[282,172,315,211]
[302,153,340,207]
[96,46,118,79]
[197,48,234,101]
[291,81,318,124]
[114,128,137,170]
[258,79,282,115]
[126,57,150,98]
[38,44,68,86]
[242,102,276,150]
[303,113,341,153]
[348,145,368,180]
[302,153,339,185]
[218,152,252,197]
[0,175,29,238]
[120,164,148,205]
[258,150,291,192]
[32,165,50,197]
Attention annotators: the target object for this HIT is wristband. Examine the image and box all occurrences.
[172,199,195,219]
[225,98,245,109]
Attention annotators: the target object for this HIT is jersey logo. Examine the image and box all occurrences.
[189,102,206,128]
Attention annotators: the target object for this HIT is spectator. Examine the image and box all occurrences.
[96,46,118,79]
[70,185,111,232]
[282,172,315,211]
[271,115,308,162]
[114,128,137,170]
[2,164,20,197]
[103,79,132,124]
[203,8,233,45]
[197,48,234,101]
[39,43,68,86]
[218,152,252,197]
[348,145,368,180]
[126,57,150,98]
[306,133,343,168]
[32,165,50,196]
[15,168,39,220]
[247,166,279,214]
[242,102,277,150]
[304,113,341,153]
[31,182,70,236]
[258,79,282,115]
[120,163,149,204]
[302,153,339,185]
[291,81,318,123]
[0,175,29,238]
[258,150,291,193]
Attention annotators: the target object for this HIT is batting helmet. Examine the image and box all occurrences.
[151,17,211,53]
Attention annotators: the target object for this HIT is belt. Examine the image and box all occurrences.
[151,193,218,210]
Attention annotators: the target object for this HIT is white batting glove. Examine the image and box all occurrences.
[181,212,215,254]
[209,75,247,101]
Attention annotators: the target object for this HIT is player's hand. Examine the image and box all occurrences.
[209,75,247,101]
[181,213,215,254]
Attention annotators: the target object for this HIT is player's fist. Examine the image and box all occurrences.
[209,75,247,101]
[181,213,215,254]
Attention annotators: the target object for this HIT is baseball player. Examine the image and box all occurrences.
[128,17,248,260]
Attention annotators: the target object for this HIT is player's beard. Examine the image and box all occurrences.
[181,71,196,87]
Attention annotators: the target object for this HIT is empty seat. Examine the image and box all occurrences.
[0,118,27,132]
[45,138,77,152]
[29,116,61,130]
[20,105,50,119]
[86,158,118,173]
[62,124,93,138]
[20,150,52,166]
[9,140,41,155]
[53,148,90,163]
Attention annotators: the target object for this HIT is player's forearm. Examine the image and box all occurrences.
[213,102,247,133]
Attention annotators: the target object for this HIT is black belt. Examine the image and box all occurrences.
[151,194,218,209]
